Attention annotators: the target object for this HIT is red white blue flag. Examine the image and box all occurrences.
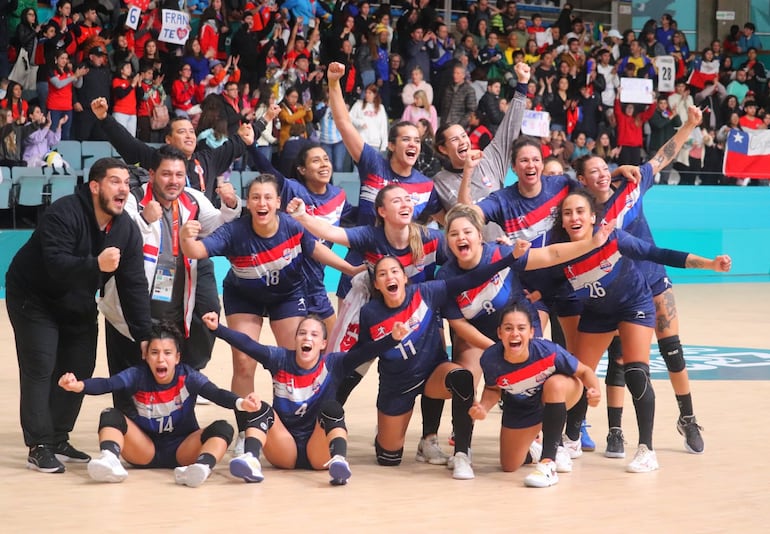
[723,128,770,179]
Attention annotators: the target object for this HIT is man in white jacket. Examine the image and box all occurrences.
[102,145,241,410]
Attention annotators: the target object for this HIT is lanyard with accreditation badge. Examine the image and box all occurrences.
[151,200,180,303]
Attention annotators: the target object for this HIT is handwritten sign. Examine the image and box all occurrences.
[125,5,142,30]
[620,77,654,104]
[159,9,191,46]
[656,55,675,93]
[521,110,551,138]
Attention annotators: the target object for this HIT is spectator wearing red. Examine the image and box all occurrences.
[614,96,655,165]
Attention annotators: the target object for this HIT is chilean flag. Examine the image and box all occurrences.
[723,128,770,179]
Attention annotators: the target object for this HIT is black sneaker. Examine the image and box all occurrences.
[54,441,91,463]
[677,416,705,454]
[28,445,65,473]
[604,427,626,459]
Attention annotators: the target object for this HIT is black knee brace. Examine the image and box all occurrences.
[318,400,347,433]
[658,335,686,373]
[201,419,234,445]
[374,439,403,466]
[445,368,474,401]
[98,407,128,434]
[244,402,275,433]
[624,362,654,402]
[607,335,622,360]
[605,355,626,387]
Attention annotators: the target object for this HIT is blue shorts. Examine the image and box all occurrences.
[294,434,312,470]
[578,297,656,333]
[649,276,673,298]
[129,434,189,469]
[306,291,335,320]
[548,296,584,318]
[223,286,308,321]
[376,379,426,416]
[501,400,542,429]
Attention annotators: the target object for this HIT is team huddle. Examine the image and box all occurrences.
[8,62,731,489]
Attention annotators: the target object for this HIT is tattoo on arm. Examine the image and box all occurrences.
[685,256,707,269]
[661,140,676,160]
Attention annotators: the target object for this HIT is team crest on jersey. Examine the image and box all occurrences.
[600,259,613,273]
[410,192,419,204]
[282,248,292,262]
[625,195,634,209]
[415,258,425,272]
[408,315,421,329]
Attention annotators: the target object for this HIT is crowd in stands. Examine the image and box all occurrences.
[0,0,767,190]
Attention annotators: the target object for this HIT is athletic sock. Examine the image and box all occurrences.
[329,437,347,458]
[421,396,445,438]
[244,437,262,458]
[625,362,656,449]
[607,406,623,429]
[195,452,217,469]
[100,440,121,458]
[564,391,587,441]
[676,393,694,418]
[542,402,567,461]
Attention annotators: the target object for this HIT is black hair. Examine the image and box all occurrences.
[245,173,280,196]
[498,301,535,328]
[149,321,184,352]
[89,157,130,183]
[150,144,187,171]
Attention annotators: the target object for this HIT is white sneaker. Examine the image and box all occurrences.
[415,436,449,465]
[524,460,559,488]
[528,440,542,464]
[87,450,127,483]
[325,455,352,486]
[447,448,472,470]
[451,452,474,480]
[626,445,660,473]
[554,446,573,473]
[174,463,212,487]
[233,431,245,456]
[562,435,583,459]
[229,453,264,483]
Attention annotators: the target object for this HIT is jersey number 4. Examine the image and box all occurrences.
[157,417,174,434]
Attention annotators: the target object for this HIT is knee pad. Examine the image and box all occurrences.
[374,439,403,466]
[607,335,622,360]
[624,362,654,402]
[605,356,626,387]
[245,402,275,433]
[658,335,686,373]
[445,368,474,401]
[318,400,347,433]
[201,419,234,445]
[98,407,128,434]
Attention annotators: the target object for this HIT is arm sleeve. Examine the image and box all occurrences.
[214,324,275,366]
[101,115,156,168]
[341,334,400,373]
[197,379,239,408]
[473,83,527,189]
[617,230,689,267]
[441,250,529,300]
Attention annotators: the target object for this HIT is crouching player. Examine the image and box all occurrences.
[470,303,601,487]
[58,322,260,487]
[203,312,410,485]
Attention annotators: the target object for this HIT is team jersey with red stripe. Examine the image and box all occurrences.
[554,229,687,314]
[345,225,447,285]
[202,212,316,301]
[480,338,578,414]
[81,363,238,440]
[212,324,398,440]
[437,243,529,338]
[600,162,667,288]
[359,282,450,396]
[356,144,442,226]
[477,174,577,247]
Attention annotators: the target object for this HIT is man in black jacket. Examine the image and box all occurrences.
[6,158,152,474]
[74,46,112,141]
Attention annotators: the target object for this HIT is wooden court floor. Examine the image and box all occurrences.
[2,282,769,532]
